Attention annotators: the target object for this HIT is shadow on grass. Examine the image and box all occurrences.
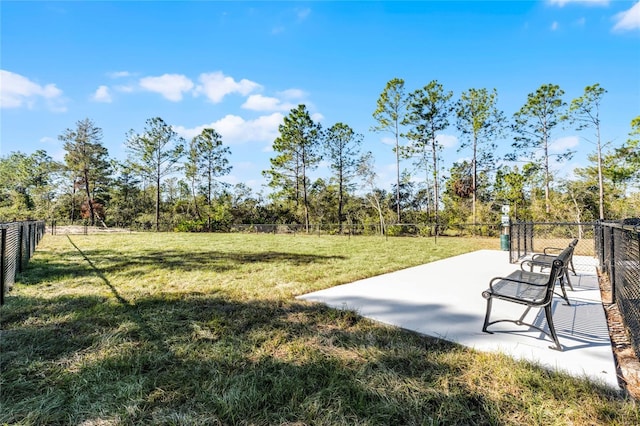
[3,290,632,424]
[2,287,505,425]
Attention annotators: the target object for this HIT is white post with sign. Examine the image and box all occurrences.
[500,205,510,251]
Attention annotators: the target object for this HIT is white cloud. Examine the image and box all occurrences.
[244,179,263,191]
[551,21,560,31]
[380,137,396,146]
[50,149,66,162]
[38,137,64,160]
[550,135,579,152]
[278,88,307,99]
[91,85,112,103]
[0,70,65,111]
[233,161,257,171]
[436,134,459,149]
[311,112,324,123]
[454,156,473,165]
[548,0,609,6]
[139,73,194,101]
[297,8,311,21]
[174,112,284,144]
[242,94,295,112]
[613,1,640,31]
[114,85,135,93]
[108,71,133,78]
[195,71,262,103]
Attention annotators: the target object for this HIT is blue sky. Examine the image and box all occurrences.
[1,1,639,192]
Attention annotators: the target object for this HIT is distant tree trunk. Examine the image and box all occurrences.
[472,136,477,225]
[338,172,344,232]
[569,190,584,239]
[302,159,310,233]
[395,127,401,223]
[366,196,385,236]
[156,171,161,232]
[567,84,607,220]
[543,129,551,216]
[83,169,95,225]
[597,130,605,220]
[431,133,440,235]
[371,78,406,224]
[71,183,76,225]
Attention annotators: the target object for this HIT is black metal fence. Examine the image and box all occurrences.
[511,220,640,358]
[596,220,640,357]
[509,222,534,263]
[509,221,597,270]
[1,220,46,305]
[48,220,503,238]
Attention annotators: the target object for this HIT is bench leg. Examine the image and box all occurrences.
[516,305,532,324]
[564,269,574,291]
[544,304,562,351]
[557,276,571,305]
[482,297,493,333]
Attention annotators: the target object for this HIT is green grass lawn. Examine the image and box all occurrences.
[1,233,637,425]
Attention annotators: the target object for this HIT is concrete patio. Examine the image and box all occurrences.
[298,250,620,390]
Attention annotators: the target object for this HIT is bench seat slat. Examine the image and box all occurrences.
[489,270,551,304]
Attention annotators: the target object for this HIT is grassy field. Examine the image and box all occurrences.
[1,233,637,425]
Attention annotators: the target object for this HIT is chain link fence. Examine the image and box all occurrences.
[509,221,598,272]
[1,220,46,305]
[48,220,502,238]
[596,219,640,358]
[510,220,640,359]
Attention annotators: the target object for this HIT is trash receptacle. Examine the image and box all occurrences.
[500,234,509,251]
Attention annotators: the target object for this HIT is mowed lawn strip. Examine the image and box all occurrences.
[1,233,636,425]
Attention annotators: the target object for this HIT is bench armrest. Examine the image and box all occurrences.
[543,247,564,255]
[531,253,555,261]
[525,256,555,266]
[520,260,539,270]
[488,275,547,292]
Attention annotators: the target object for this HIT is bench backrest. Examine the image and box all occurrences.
[541,245,572,303]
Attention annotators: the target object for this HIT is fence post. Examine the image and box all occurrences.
[509,221,515,263]
[599,221,605,270]
[17,223,24,273]
[609,226,616,304]
[29,223,35,259]
[1,228,6,306]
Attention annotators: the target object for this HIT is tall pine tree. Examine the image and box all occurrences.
[372,78,407,222]
[403,81,453,233]
[510,84,571,217]
[456,88,505,224]
[59,118,111,225]
[125,117,184,231]
[324,122,363,232]
[263,105,321,232]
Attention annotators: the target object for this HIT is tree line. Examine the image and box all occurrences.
[1,80,638,233]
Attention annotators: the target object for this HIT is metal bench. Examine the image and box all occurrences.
[521,238,578,295]
[481,246,572,351]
